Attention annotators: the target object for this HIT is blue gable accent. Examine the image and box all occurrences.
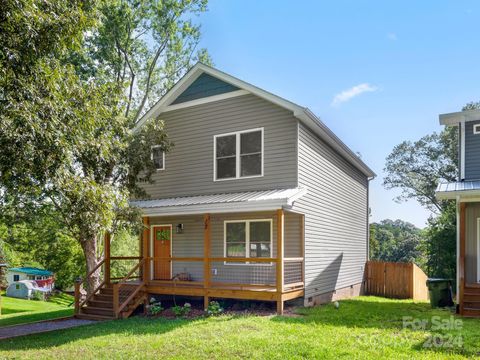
[171,73,239,104]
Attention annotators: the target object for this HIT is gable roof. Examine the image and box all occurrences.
[135,63,375,178]
[8,267,53,276]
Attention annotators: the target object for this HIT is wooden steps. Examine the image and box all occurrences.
[76,284,146,320]
[462,285,480,317]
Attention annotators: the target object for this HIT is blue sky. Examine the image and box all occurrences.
[196,1,480,228]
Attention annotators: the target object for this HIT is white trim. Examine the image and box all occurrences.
[440,109,480,126]
[162,90,249,113]
[223,219,273,266]
[150,224,173,280]
[474,124,480,135]
[134,63,375,178]
[477,218,480,283]
[151,145,165,171]
[213,128,264,181]
[461,121,465,180]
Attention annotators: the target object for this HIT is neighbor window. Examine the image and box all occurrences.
[13,274,19,282]
[474,124,480,135]
[224,220,272,263]
[151,146,165,170]
[214,128,263,180]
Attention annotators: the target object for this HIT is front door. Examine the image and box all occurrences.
[154,225,172,280]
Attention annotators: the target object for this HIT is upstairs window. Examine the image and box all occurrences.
[214,128,263,180]
[151,146,165,171]
[474,124,480,134]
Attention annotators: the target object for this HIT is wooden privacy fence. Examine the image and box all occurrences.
[365,261,429,301]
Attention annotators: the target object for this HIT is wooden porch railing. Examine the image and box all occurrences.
[112,258,146,318]
[142,256,304,290]
[74,258,106,315]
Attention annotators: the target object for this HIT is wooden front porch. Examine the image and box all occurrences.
[74,209,305,319]
[458,203,480,317]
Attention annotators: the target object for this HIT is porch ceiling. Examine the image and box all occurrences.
[130,188,307,216]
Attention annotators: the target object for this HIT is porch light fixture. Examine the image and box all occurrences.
[176,223,184,234]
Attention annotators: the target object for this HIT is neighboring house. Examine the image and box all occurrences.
[5,280,49,299]
[7,267,55,291]
[436,109,480,317]
[75,63,375,320]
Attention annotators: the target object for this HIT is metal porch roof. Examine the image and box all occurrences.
[436,181,480,199]
[130,188,307,216]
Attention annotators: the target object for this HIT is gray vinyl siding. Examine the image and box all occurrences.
[292,122,369,301]
[465,203,479,283]
[150,211,302,285]
[139,94,298,199]
[172,73,239,104]
[465,120,480,180]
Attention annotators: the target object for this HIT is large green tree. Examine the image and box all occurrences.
[370,219,425,266]
[383,102,479,281]
[0,0,210,293]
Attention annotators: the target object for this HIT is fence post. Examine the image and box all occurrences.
[74,277,81,315]
[113,283,119,318]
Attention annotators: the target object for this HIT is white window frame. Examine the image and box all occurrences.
[213,127,264,181]
[474,124,480,135]
[223,219,273,266]
[151,145,165,171]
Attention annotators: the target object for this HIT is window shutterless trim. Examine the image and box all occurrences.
[223,219,273,266]
[474,124,480,135]
[213,127,264,181]
[151,145,165,171]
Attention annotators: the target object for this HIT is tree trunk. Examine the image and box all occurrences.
[80,236,101,296]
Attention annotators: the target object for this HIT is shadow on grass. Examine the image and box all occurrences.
[0,308,29,316]
[0,309,73,328]
[272,297,480,358]
[0,315,200,351]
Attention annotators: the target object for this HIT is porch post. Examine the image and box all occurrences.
[276,209,284,315]
[104,232,111,285]
[143,217,150,283]
[459,202,466,315]
[203,214,211,310]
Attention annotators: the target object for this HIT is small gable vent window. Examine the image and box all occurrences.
[151,146,165,171]
[474,124,480,135]
[214,128,263,181]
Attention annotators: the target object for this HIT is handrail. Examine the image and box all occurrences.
[74,258,105,315]
[117,258,145,285]
[79,280,105,308]
[110,256,142,260]
[113,258,146,318]
[283,257,304,262]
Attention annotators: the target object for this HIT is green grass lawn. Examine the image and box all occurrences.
[0,292,74,327]
[0,296,479,359]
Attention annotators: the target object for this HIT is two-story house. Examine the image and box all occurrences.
[74,63,375,320]
[436,109,480,317]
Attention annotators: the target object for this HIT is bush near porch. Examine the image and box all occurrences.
[1,297,479,359]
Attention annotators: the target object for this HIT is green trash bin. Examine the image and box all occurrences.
[426,278,454,308]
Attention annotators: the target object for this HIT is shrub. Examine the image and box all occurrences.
[206,301,223,316]
[172,303,191,318]
[147,297,163,316]
[31,290,45,301]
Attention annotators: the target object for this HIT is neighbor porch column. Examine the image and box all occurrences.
[276,209,285,315]
[143,217,150,283]
[459,202,466,315]
[104,232,111,285]
[203,214,211,310]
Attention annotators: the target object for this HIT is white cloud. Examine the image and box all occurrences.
[387,32,397,41]
[331,83,378,107]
